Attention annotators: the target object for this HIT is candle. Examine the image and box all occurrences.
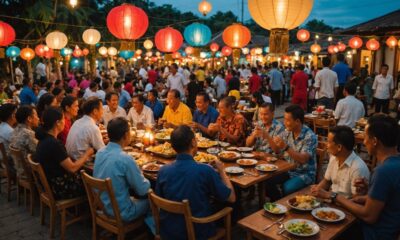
[149,132,155,145]
[143,132,151,146]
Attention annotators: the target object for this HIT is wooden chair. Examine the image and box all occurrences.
[316,148,328,183]
[313,118,336,137]
[9,146,35,215]
[0,142,16,201]
[28,156,88,240]
[80,170,146,240]
[148,189,233,240]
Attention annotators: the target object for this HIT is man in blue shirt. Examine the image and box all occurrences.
[332,53,352,100]
[94,117,151,223]
[19,78,37,105]
[145,89,164,120]
[113,81,131,109]
[312,114,400,240]
[268,61,284,108]
[156,125,236,240]
[190,92,219,137]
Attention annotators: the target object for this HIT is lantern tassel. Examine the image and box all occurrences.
[269,28,289,55]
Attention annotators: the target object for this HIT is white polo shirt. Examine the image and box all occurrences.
[166,72,188,97]
[373,74,394,99]
[314,67,339,99]
[334,95,365,128]
[126,105,155,127]
[102,105,127,127]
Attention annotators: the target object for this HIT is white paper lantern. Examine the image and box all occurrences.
[46,31,68,50]
[82,29,101,45]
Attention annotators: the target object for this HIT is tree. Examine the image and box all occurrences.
[304,19,334,34]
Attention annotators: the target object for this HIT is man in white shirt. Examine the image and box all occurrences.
[83,82,99,100]
[0,104,17,160]
[109,67,118,84]
[102,92,126,127]
[15,64,24,85]
[335,82,365,128]
[35,59,47,83]
[166,63,188,99]
[311,126,369,199]
[315,57,338,109]
[372,64,394,114]
[66,98,105,160]
[126,94,154,129]
[139,65,148,83]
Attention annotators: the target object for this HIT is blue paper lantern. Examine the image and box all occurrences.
[61,48,72,57]
[70,57,83,69]
[184,23,211,47]
[6,46,20,57]
[119,50,134,59]
[215,51,222,58]
[264,46,270,53]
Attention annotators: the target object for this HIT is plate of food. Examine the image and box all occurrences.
[142,163,162,173]
[284,219,319,237]
[224,166,244,175]
[126,151,141,159]
[218,151,241,161]
[311,207,346,223]
[207,147,220,154]
[194,152,218,163]
[263,202,287,215]
[146,142,176,158]
[197,138,218,148]
[218,141,230,147]
[265,156,278,162]
[135,158,148,167]
[123,146,134,151]
[287,195,321,211]
[255,164,278,172]
[236,159,258,167]
[241,153,255,158]
[236,147,253,152]
[155,128,174,141]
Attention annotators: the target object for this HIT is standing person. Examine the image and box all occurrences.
[139,65,148,84]
[195,66,206,87]
[19,78,38,106]
[126,94,155,129]
[213,69,227,99]
[249,67,261,94]
[145,89,164,121]
[335,82,365,128]
[15,64,24,85]
[83,82,98,100]
[58,96,79,145]
[113,82,131,109]
[166,63,188,99]
[102,92,127,127]
[227,71,240,100]
[314,57,339,109]
[186,74,201,110]
[372,64,394,114]
[269,61,284,108]
[291,64,309,110]
[147,64,158,86]
[333,54,352,101]
[283,65,293,101]
[35,59,47,84]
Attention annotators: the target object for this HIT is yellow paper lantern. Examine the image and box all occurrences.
[310,43,321,54]
[386,36,397,48]
[107,47,117,56]
[143,39,153,50]
[99,46,108,56]
[198,0,212,16]
[82,29,101,45]
[45,31,68,50]
[242,47,249,55]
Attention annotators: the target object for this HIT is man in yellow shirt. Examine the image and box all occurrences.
[195,67,206,83]
[160,89,192,128]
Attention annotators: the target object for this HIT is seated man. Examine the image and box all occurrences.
[102,91,126,127]
[269,105,317,197]
[94,117,151,222]
[156,125,235,240]
[0,104,17,170]
[334,81,365,128]
[160,89,192,128]
[311,115,400,240]
[66,97,105,160]
[145,89,164,120]
[127,94,155,129]
[311,126,370,199]
[246,103,284,153]
[190,92,219,137]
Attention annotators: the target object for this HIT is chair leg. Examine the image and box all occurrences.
[49,207,56,238]
[29,188,34,216]
[91,221,97,240]
[24,187,27,208]
[40,201,45,225]
[7,179,11,202]
[60,209,66,240]
[117,232,125,240]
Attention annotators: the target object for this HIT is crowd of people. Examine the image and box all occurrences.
[0,54,399,240]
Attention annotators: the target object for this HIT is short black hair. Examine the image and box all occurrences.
[171,125,195,153]
[259,102,275,112]
[251,67,257,74]
[45,82,53,90]
[344,81,357,95]
[171,63,178,70]
[89,81,97,89]
[22,78,30,86]
[337,53,345,62]
[322,57,331,67]
[15,105,35,124]
[107,117,130,142]
[61,95,77,111]
[82,97,102,115]
[105,91,119,101]
[196,91,210,102]
[367,114,399,147]
[0,103,17,122]
[381,63,389,69]
[285,104,304,124]
[220,96,236,108]
[113,81,122,89]
[297,64,305,71]
[149,89,158,98]
[37,93,55,118]
[272,61,278,68]
[169,89,180,99]
[132,94,145,103]
[52,87,63,96]
[330,126,355,151]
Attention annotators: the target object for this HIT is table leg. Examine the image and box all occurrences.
[246,230,253,240]
[258,181,266,208]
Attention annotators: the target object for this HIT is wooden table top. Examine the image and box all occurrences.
[238,186,356,240]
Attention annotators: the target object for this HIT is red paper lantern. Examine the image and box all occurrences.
[349,36,363,49]
[310,43,321,54]
[222,23,251,48]
[0,21,16,46]
[106,4,148,40]
[328,45,339,54]
[82,48,89,56]
[73,46,83,57]
[221,46,232,56]
[185,46,194,55]
[366,39,380,51]
[35,44,49,57]
[296,29,310,42]
[337,42,346,52]
[155,27,183,53]
[44,48,54,59]
[246,54,251,61]
[386,36,397,48]
[172,52,181,59]
[210,42,219,52]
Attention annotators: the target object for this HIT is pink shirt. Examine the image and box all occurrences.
[79,79,90,90]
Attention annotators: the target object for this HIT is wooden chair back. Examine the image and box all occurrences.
[80,170,124,227]
[9,146,32,181]
[316,148,327,183]
[0,142,13,178]
[27,155,56,204]
[313,118,336,137]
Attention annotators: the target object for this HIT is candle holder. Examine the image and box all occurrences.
[143,130,155,146]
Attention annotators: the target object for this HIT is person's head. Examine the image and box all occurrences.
[89,81,98,91]
[381,64,389,75]
[113,82,122,92]
[0,103,17,126]
[195,92,210,112]
[22,78,32,87]
[45,81,54,91]
[322,57,331,67]
[343,81,357,96]
[283,104,304,131]
[132,94,145,112]
[272,61,278,69]
[105,91,119,111]
[61,95,79,118]
[107,117,131,146]
[148,89,158,102]
[82,97,103,122]
[218,96,236,118]
[37,93,57,118]
[297,64,305,71]
[171,125,197,155]
[15,105,39,128]
[252,91,264,106]
[327,126,355,157]
[167,89,181,109]
[170,63,178,74]
[251,67,257,74]
[258,103,275,125]
[52,87,65,104]
[337,53,345,62]
[364,114,399,156]
[41,107,64,134]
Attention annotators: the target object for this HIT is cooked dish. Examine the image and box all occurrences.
[255,164,277,172]
[194,152,217,163]
[287,221,314,235]
[142,163,161,172]
[197,138,218,148]
[316,210,340,221]
[237,159,257,166]
[264,203,282,214]
[218,151,240,160]
[155,128,174,140]
[289,195,319,210]
[147,142,176,156]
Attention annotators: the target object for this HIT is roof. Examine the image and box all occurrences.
[210,31,269,48]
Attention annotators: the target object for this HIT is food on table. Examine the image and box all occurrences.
[236,159,257,166]
[266,156,278,162]
[241,153,254,158]
[315,210,340,221]
[357,118,367,126]
[194,152,217,163]
[207,147,220,154]
[286,221,314,235]
[218,151,240,160]
[155,128,174,140]
[197,137,218,148]
[263,202,286,214]
[236,147,253,152]
[218,141,230,147]
[224,166,244,174]
[142,163,161,172]
[135,158,148,166]
[255,164,278,172]
[289,195,319,210]
[146,142,176,156]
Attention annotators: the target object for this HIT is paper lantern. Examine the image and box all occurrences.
[215,51,222,58]
[297,29,310,42]
[146,51,153,57]
[99,46,108,56]
[0,21,16,46]
[328,45,339,54]
[386,36,397,48]
[172,52,181,59]
[82,28,101,45]
[349,36,363,49]
[250,48,257,55]
[20,48,35,61]
[222,23,251,48]
[184,23,211,47]
[337,42,346,52]
[310,43,321,54]
[46,31,68,50]
[155,27,183,53]
[155,51,161,57]
[35,44,48,57]
[143,39,153,50]
[185,46,194,55]
[119,50,134,59]
[44,48,54,59]
[73,46,83,57]
[366,39,380,51]
[264,46,270,53]
[107,47,117,56]
[106,4,148,40]
[136,49,142,55]
[242,47,249,55]
[210,42,219,52]
[200,52,207,58]
[255,48,263,55]
[221,46,232,56]
[82,48,89,56]
[198,0,212,16]
[70,57,83,68]
[6,46,20,57]
[61,48,72,57]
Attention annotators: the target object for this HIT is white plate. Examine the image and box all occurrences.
[284,219,320,237]
[241,153,255,158]
[237,147,253,152]
[255,164,278,172]
[311,207,346,223]
[218,151,241,161]
[224,166,244,174]
[127,151,141,159]
[263,202,287,215]
[218,141,230,147]
[227,146,237,151]
[207,147,220,154]
[236,159,258,167]
[287,196,321,211]
[265,156,278,162]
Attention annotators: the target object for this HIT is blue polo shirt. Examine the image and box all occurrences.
[155,154,231,240]
[332,62,352,86]
[268,68,284,91]
[118,89,131,108]
[193,106,219,129]
[19,86,37,105]
[145,99,164,120]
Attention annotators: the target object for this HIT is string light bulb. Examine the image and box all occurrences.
[315,34,319,39]
[328,36,333,42]
[69,0,78,8]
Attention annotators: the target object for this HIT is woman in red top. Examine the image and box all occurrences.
[58,96,79,145]
[249,67,261,94]
[291,64,309,110]
[225,69,233,85]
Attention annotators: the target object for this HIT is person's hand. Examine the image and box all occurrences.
[188,122,198,130]
[273,136,287,150]
[353,177,369,195]
[84,148,95,161]
[208,123,220,132]
[210,159,225,173]
[351,195,367,205]
[310,184,321,194]
[164,122,175,129]
[252,126,264,138]
[158,118,166,126]
[310,187,330,199]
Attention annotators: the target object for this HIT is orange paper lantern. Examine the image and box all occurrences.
[73,46,83,57]
[185,46,194,55]
[222,23,251,49]
[82,48,89,56]
[155,27,183,53]
[366,39,380,51]
[349,36,363,49]
[172,52,181,59]
[310,43,321,54]
[210,42,219,52]
[43,48,54,59]
[337,42,346,52]
[296,29,310,42]
[328,45,339,54]
[20,48,35,61]
[35,44,48,57]
[221,46,232,56]
[386,36,397,48]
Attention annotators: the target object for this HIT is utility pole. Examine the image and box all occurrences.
[241,0,244,23]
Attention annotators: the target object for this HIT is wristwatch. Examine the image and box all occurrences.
[330,192,338,203]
